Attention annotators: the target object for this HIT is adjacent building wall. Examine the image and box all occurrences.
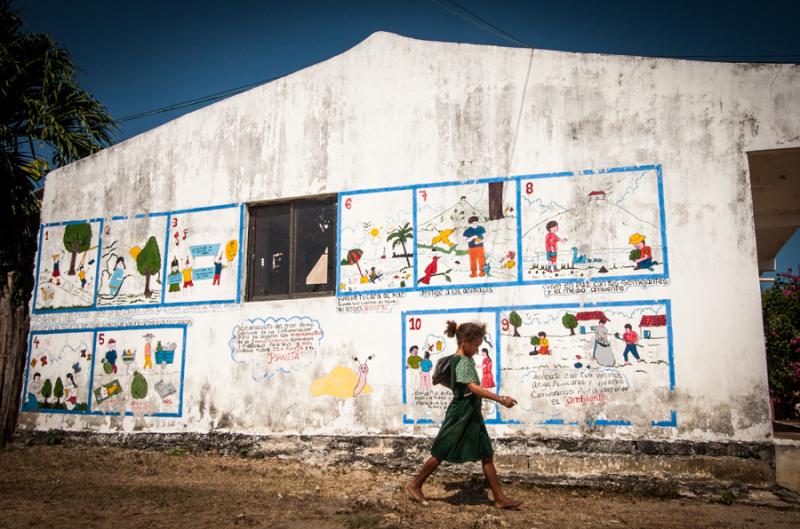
[19,33,800,446]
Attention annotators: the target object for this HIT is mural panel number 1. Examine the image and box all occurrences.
[163,206,241,305]
[34,220,102,311]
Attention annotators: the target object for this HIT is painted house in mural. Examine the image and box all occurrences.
[17,32,800,483]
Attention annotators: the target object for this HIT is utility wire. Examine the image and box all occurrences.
[430,0,534,49]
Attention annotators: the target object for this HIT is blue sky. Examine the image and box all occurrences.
[13,0,800,274]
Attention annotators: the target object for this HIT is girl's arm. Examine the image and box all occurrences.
[466,383,517,408]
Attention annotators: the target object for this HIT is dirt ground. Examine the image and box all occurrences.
[1,444,798,529]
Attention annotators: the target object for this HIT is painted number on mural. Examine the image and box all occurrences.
[33,337,39,348]
[501,318,510,331]
[419,190,427,201]
[409,317,422,330]
[97,333,105,345]
[344,197,352,210]
[525,182,534,194]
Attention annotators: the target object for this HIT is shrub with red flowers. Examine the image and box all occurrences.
[762,268,800,419]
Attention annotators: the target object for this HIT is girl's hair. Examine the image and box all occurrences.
[538,331,546,337]
[624,324,632,329]
[115,256,125,268]
[424,351,430,359]
[444,320,487,345]
[67,373,76,386]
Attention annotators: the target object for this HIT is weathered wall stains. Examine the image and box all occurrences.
[21,33,800,453]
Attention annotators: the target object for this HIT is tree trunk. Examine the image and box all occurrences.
[570,327,575,336]
[144,274,152,298]
[68,242,78,275]
[401,240,411,268]
[0,273,29,448]
[488,182,504,221]
[513,326,520,337]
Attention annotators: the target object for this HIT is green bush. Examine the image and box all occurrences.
[762,269,800,419]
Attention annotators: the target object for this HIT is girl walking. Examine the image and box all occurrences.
[406,320,521,509]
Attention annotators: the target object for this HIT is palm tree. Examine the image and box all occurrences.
[0,1,116,301]
[387,223,414,268]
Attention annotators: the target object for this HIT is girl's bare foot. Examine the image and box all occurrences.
[494,497,522,509]
[405,483,426,502]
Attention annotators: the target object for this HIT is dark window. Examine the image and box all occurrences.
[246,195,337,300]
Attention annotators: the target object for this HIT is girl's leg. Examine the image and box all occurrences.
[406,456,440,501]
[482,457,522,509]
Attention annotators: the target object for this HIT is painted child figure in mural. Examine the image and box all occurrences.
[182,258,194,289]
[530,331,550,355]
[168,257,181,292]
[629,233,655,271]
[49,253,61,285]
[109,257,125,296]
[480,348,495,389]
[24,372,42,409]
[406,345,422,390]
[105,339,118,374]
[406,320,521,509]
[78,265,86,290]
[143,333,154,369]
[419,351,433,392]
[64,372,78,410]
[545,221,567,273]
[463,216,486,278]
[212,254,223,286]
[621,323,644,365]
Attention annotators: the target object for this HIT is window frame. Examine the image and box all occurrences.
[245,193,338,302]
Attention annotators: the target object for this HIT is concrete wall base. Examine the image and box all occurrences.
[13,430,800,508]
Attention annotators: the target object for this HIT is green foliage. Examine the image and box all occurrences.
[137,237,161,276]
[63,223,92,253]
[387,223,413,267]
[131,371,148,399]
[562,313,578,331]
[53,376,63,403]
[530,336,540,346]
[0,1,115,302]
[720,491,735,506]
[45,429,64,446]
[762,269,800,419]
[509,311,522,329]
[629,249,641,261]
[40,378,52,401]
[102,360,113,374]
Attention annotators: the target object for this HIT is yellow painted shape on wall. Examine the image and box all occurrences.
[225,240,239,262]
[311,366,372,398]
[129,246,141,259]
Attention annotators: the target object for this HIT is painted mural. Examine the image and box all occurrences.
[338,190,414,293]
[415,182,518,288]
[498,302,673,426]
[96,215,168,308]
[402,311,500,424]
[520,166,666,282]
[34,220,102,311]
[22,331,94,413]
[311,355,374,399]
[90,326,186,416]
[163,205,241,305]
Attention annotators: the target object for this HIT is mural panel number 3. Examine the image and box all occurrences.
[22,325,187,417]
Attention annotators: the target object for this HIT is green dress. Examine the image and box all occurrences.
[430,355,493,463]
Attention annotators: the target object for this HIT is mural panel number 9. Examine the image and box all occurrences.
[501,318,509,331]
[409,317,422,330]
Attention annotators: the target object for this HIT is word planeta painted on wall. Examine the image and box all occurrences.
[33,220,102,312]
[338,189,414,293]
[22,324,187,417]
[96,214,168,308]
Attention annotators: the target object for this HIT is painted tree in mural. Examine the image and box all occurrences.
[62,223,92,275]
[40,378,52,405]
[488,182,504,221]
[509,310,522,337]
[387,223,413,268]
[562,313,578,336]
[136,236,161,298]
[0,1,115,301]
[53,377,63,406]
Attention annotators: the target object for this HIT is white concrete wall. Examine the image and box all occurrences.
[20,32,800,443]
